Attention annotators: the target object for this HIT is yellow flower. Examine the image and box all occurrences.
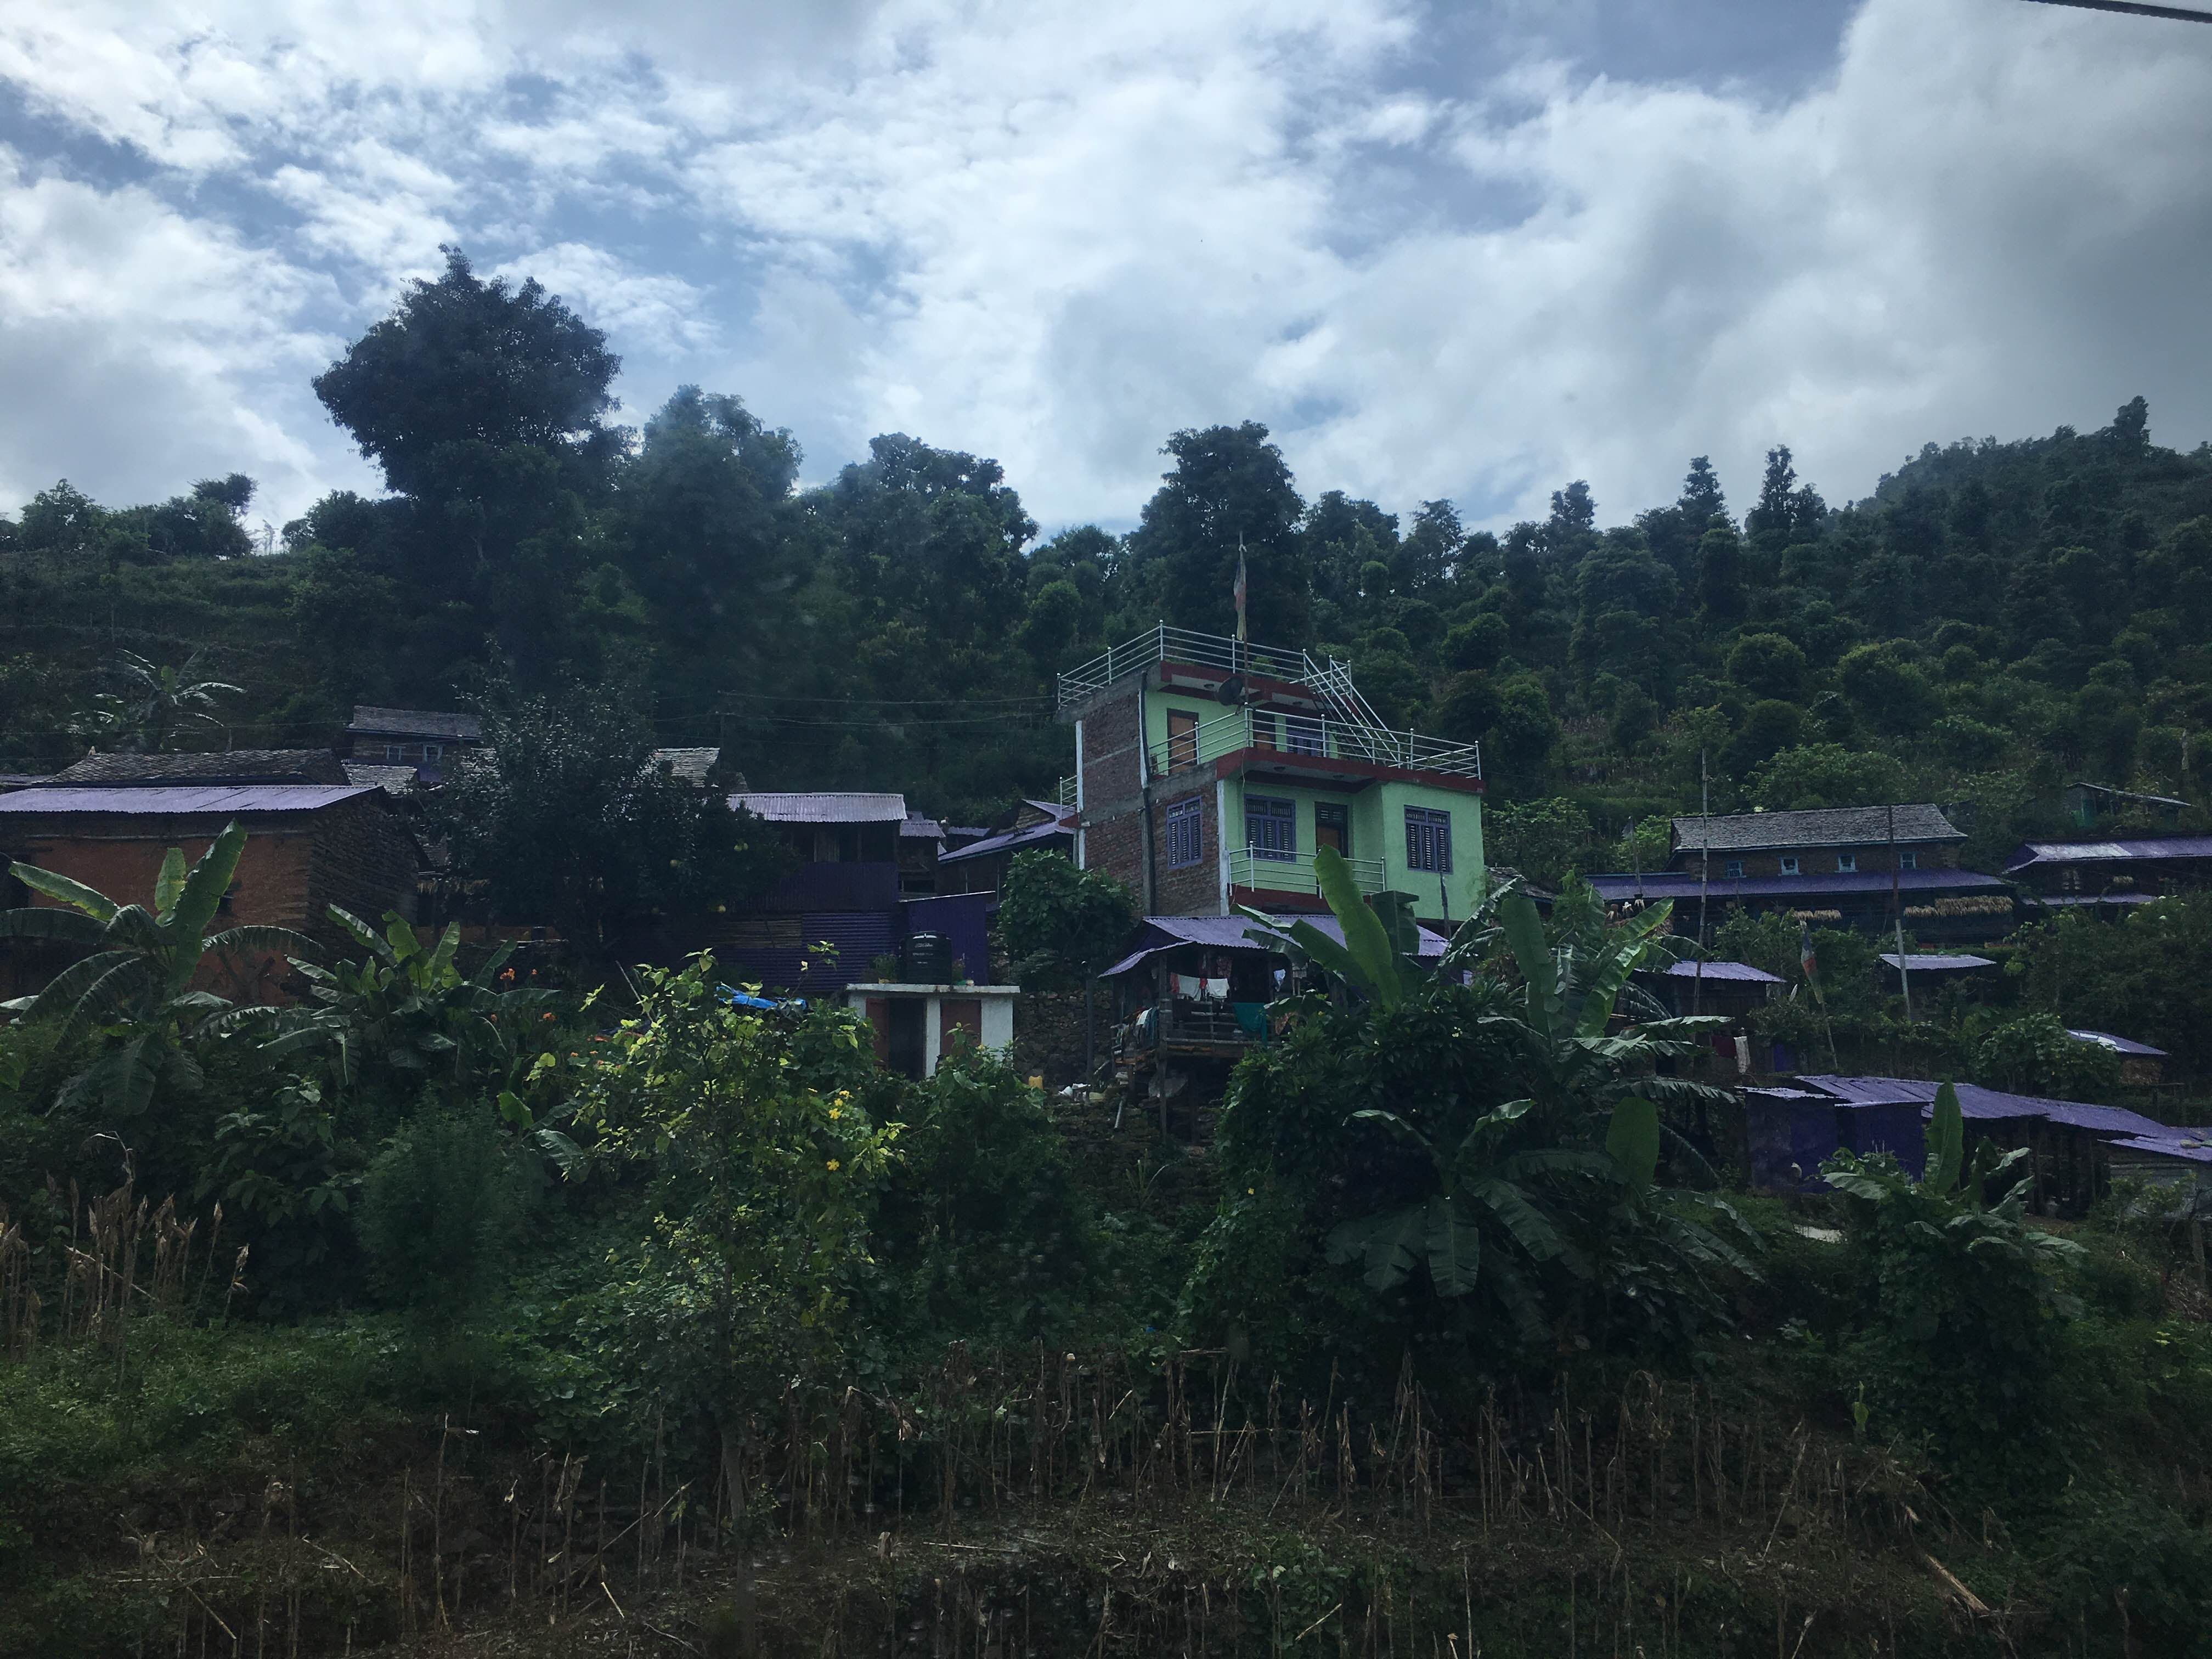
[826,1159,842,1171]
[828,1106,843,1119]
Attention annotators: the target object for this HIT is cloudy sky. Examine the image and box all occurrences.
[2,0,2209,540]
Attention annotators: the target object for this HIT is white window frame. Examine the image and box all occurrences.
[1779,856,1800,876]
[1837,853,1858,873]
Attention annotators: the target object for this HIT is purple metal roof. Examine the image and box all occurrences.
[935,816,1074,863]
[1587,868,2010,902]
[729,792,908,824]
[1792,1075,2185,1142]
[1881,953,1996,972]
[0,784,376,815]
[2110,1136,2212,1164]
[2007,836,2212,872]
[1138,912,1447,958]
[1657,960,1783,983]
[2067,1029,2168,1059]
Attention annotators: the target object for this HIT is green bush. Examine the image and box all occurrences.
[357,1109,521,1318]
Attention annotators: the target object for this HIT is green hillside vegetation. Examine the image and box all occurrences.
[7,251,2211,850]
[7,252,2212,1656]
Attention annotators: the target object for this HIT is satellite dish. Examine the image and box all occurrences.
[1217,674,1247,707]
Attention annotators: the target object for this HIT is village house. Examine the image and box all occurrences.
[2005,833,2212,907]
[933,798,1075,898]
[340,706,484,774]
[1589,805,2016,941]
[0,783,421,1002]
[1057,623,1486,928]
[1743,1074,2211,1211]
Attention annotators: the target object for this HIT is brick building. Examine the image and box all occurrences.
[1057,624,1486,926]
[0,783,421,1002]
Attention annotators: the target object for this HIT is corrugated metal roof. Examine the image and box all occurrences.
[1672,805,1963,854]
[2109,1136,2212,1165]
[347,706,483,742]
[1657,960,1783,983]
[900,815,946,840]
[2067,1029,2168,1058]
[1138,913,1448,958]
[1791,1075,2186,1142]
[936,817,1072,862]
[2007,836,2212,871]
[729,792,908,824]
[0,784,376,816]
[1880,953,1996,972]
[1587,868,2009,902]
[2030,893,2158,908]
[48,748,348,786]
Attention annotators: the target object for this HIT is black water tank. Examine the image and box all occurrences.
[902,932,952,983]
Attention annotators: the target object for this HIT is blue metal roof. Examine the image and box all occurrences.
[2067,1029,2168,1059]
[1587,868,2010,903]
[935,816,1073,864]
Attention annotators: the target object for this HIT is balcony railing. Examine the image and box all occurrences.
[1122,998,1266,1056]
[1059,624,1317,705]
[1149,707,1482,781]
[1228,847,1386,898]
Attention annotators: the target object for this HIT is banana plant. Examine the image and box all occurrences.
[0,821,312,1116]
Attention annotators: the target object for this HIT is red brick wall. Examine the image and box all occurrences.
[1151,786,1220,915]
[1081,810,1147,904]
[304,795,421,946]
[1077,684,1144,819]
[1,800,418,1002]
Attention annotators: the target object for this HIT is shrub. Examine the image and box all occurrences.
[357,1109,520,1318]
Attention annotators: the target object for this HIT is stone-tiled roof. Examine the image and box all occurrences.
[48,748,349,786]
[649,747,722,786]
[347,706,483,743]
[1671,805,1963,855]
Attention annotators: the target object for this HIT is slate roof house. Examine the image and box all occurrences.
[1058,624,1485,928]
[341,707,484,772]
[1589,805,2014,940]
[0,783,420,1003]
[47,749,352,787]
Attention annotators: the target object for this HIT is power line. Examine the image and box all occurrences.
[2017,0,2212,20]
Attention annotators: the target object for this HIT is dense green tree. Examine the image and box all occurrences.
[313,248,621,500]
[1725,631,1809,700]
[1127,421,1310,642]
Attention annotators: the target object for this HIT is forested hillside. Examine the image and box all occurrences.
[6,249,2212,854]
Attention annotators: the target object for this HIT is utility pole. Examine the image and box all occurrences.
[1694,748,1710,1018]
[1889,803,1914,1024]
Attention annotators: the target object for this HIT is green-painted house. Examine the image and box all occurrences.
[1057,624,1485,926]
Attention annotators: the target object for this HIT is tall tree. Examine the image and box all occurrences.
[1126,422,1309,642]
[313,249,622,501]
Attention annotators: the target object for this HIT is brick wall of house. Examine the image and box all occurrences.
[304,795,421,946]
[1081,809,1147,904]
[2,812,326,1002]
[1150,785,1220,916]
[1077,684,1144,822]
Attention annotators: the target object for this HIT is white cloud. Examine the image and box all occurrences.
[0,0,2208,547]
[0,148,371,522]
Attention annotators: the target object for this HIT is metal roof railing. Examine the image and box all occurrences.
[1058,624,1316,704]
[1150,707,1482,782]
[1227,847,1386,898]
